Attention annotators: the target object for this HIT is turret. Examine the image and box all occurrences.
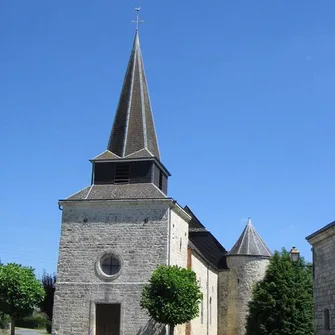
[225,218,272,335]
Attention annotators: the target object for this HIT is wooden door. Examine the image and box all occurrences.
[96,304,120,335]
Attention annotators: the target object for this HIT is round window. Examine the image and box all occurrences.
[100,254,121,276]
[96,252,122,280]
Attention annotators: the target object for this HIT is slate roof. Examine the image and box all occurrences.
[107,31,160,159]
[91,150,121,161]
[228,218,272,257]
[189,231,228,269]
[185,205,206,230]
[65,183,166,200]
[125,148,155,159]
[184,206,228,269]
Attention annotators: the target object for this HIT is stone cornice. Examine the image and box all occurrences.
[58,198,192,223]
[306,221,335,245]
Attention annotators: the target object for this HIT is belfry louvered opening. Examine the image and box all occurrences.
[114,163,130,184]
[159,171,163,190]
[92,160,168,194]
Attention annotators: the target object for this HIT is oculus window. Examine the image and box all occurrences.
[96,253,122,280]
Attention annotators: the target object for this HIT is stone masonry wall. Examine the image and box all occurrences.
[169,209,188,268]
[53,200,171,335]
[189,253,218,335]
[225,256,269,335]
[218,270,229,335]
[169,208,189,335]
[208,265,218,335]
[313,232,335,335]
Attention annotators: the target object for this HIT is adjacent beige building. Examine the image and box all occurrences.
[307,220,335,335]
[53,29,272,335]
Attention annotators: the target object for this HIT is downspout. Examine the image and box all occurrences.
[167,203,173,335]
[207,265,210,335]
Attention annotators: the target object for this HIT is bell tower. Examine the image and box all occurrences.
[91,30,170,196]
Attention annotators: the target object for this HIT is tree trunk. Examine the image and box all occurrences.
[11,316,15,335]
[169,325,174,335]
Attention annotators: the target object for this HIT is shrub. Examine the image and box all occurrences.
[16,313,48,329]
[0,312,10,329]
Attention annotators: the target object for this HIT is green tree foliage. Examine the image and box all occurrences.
[0,260,10,330]
[246,249,313,335]
[140,265,203,335]
[0,263,45,335]
[39,272,56,333]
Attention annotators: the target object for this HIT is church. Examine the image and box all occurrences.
[53,28,272,335]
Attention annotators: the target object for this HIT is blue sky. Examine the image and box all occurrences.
[1,0,335,276]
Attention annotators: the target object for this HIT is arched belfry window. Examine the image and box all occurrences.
[324,308,330,330]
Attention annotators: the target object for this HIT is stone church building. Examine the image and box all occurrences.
[53,31,272,335]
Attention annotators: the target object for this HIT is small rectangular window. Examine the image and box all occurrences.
[114,163,130,184]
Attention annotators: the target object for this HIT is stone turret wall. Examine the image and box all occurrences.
[224,256,269,335]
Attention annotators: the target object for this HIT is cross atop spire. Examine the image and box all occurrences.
[132,7,144,31]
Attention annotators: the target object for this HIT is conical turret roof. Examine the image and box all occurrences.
[107,31,160,159]
[228,218,272,257]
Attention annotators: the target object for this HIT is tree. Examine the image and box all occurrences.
[39,272,56,333]
[0,263,45,335]
[0,260,10,330]
[246,249,313,335]
[140,265,203,335]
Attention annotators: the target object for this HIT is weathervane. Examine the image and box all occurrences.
[132,7,144,31]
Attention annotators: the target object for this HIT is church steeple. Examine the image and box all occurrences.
[83,29,170,198]
[107,31,160,160]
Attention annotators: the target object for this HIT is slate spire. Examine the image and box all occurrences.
[107,31,160,159]
[228,218,272,257]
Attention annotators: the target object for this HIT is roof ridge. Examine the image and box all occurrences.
[237,224,248,254]
[125,147,155,159]
[91,150,121,161]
